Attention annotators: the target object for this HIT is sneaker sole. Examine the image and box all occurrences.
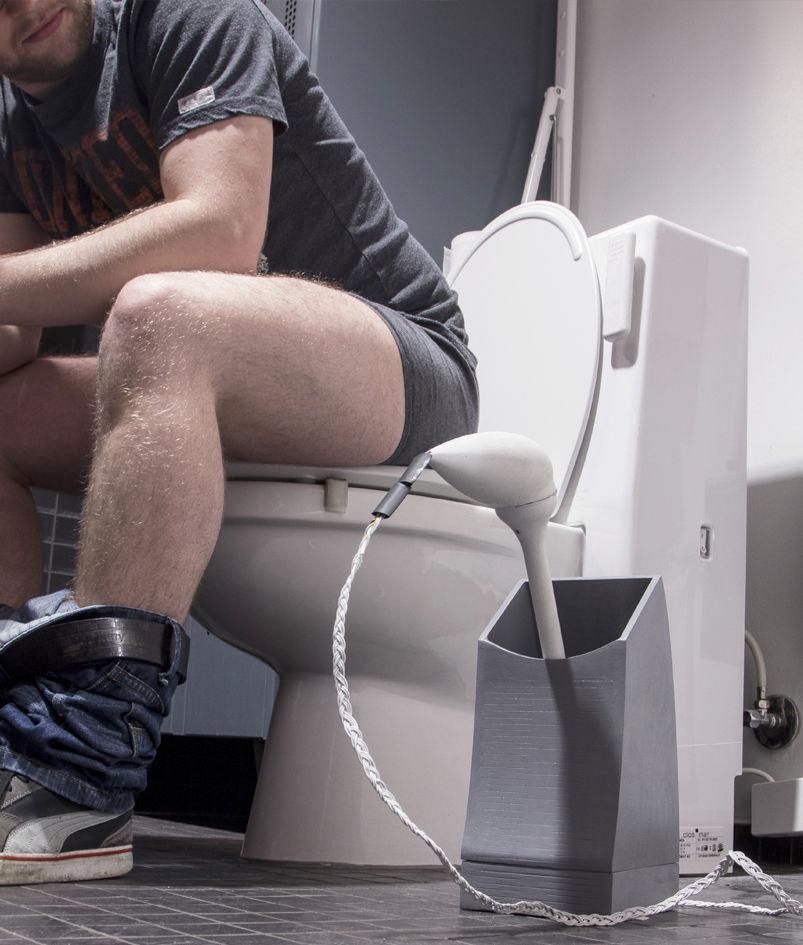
[0,844,133,884]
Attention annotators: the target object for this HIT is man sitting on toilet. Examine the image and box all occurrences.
[0,0,478,883]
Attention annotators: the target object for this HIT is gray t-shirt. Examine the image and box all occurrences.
[0,0,474,366]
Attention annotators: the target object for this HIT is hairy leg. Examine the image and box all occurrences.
[0,357,96,607]
[74,272,405,623]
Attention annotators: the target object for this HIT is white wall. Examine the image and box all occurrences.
[572,0,803,822]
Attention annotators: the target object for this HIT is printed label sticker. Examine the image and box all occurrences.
[178,87,216,116]
[680,827,728,863]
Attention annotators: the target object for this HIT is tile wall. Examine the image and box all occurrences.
[33,487,81,595]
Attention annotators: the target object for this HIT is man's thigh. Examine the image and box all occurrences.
[0,356,96,492]
[112,272,407,467]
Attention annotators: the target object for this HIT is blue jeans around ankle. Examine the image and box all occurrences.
[0,590,184,813]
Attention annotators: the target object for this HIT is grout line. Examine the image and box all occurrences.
[43,495,58,595]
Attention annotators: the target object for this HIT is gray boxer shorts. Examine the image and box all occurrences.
[356,297,480,467]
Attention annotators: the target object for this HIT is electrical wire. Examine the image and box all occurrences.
[743,768,775,783]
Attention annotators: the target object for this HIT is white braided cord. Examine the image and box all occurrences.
[332,517,803,927]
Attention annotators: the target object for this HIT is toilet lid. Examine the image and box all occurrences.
[448,201,602,516]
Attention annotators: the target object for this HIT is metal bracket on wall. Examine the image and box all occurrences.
[745,694,800,750]
[553,0,577,208]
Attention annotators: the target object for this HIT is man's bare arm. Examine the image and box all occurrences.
[0,115,273,328]
[0,213,51,374]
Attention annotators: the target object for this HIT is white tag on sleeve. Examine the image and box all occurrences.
[177,86,216,115]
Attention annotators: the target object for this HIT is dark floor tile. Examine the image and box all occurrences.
[156,922,240,934]
[187,913,257,921]
[199,938,312,945]
[0,917,82,931]
[453,935,605,945]
[19,935,108,943]
[202,925,318,940]
[157,907,249,917]
[300,920,396,932]
[224,905,314,916]
[58,940,140,945]
[116,938,219,943]
[82,927,178,939]
[22,908,105,916]
[266,936,377,945]
[219,922,306,931]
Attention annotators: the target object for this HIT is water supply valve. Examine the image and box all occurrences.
[744,690,799,750]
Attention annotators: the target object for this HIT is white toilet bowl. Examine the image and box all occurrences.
[193,464,584,864]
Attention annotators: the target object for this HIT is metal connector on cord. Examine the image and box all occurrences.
[372,451,432,518]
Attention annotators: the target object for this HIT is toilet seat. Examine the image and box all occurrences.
[224,462,475,503]
[449,202,602,520]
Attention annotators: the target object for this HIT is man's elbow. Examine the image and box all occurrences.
[211,217,266,274]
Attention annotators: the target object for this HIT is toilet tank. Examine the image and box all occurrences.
[574,216,748,875]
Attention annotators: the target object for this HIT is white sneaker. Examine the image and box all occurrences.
[0,772,133,884]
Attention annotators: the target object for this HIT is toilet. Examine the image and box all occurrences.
[192,202,749,874]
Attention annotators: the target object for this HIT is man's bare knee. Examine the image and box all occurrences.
[101,275,194,386]
[104,274,185,349]
[98,273,221,431]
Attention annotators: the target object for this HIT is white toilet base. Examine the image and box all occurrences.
[242,671,474,865]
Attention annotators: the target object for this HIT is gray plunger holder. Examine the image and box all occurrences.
[460,576,679,915]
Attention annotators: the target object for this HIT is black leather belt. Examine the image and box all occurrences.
[0,616,190,684]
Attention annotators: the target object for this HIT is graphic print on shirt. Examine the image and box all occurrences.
[12,105,162,238]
